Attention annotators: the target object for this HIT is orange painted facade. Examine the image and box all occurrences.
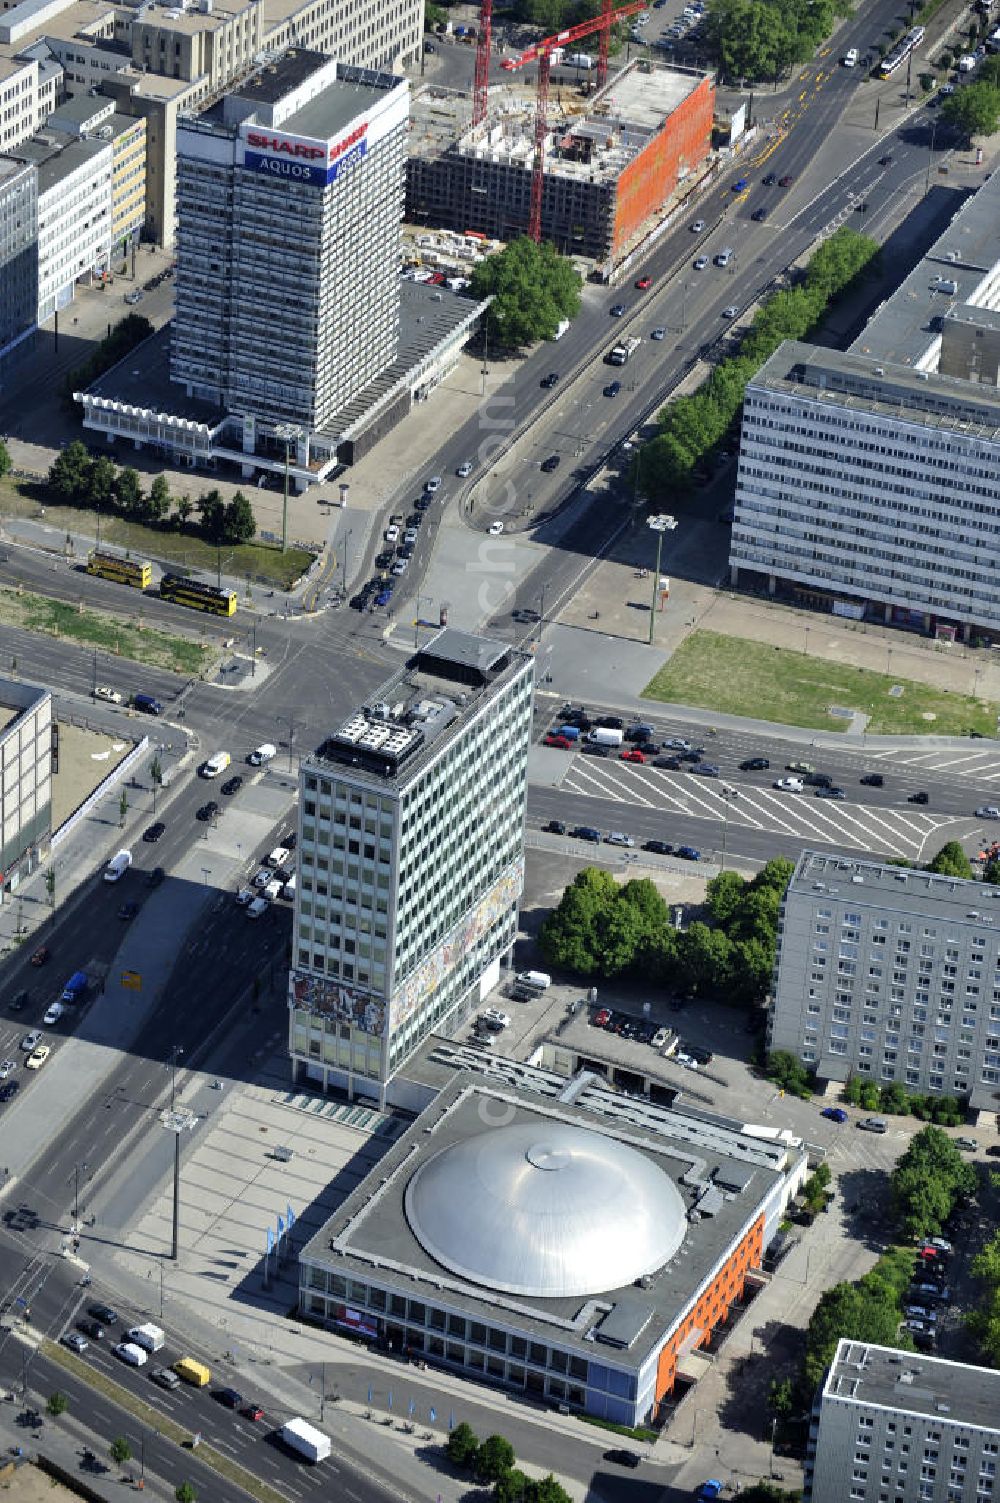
[653,1213,765,1405]
[612,76,715,257]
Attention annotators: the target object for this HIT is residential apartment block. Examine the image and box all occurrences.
[288,629,534,1107]
[0,156,36,357]
[806,1339,1000,1503]
[769,850,1000,1115]
[730,168,1000,639]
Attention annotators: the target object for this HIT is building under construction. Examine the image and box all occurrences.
[406,61,714,265]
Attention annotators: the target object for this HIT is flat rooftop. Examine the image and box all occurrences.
[17,130,111,193]
[299,1073,786,1368]
[283,63,399,141]
[789,848,1000,921]
[825,1340,1000,1431]
[599,60,703,129]
[850,171,1000,369]
[228,45,327,108]
[84,321,225,426]
[750,341,1000,439]
[310,628,530,785]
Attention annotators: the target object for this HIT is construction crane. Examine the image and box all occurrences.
[477,0,646,242]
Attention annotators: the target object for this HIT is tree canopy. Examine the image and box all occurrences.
[890,1125,976,1240]
[942,82,1000,143]
[706,0,846,81]
[925,840,973,879]
[470,237,582,348]
[45,448,256,546]
[804,1248,915,1393]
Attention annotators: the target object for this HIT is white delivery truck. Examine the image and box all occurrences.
[126,1323,165,1353]
[103,850,133,883]
[515,971,552,992]
[587,727,625,748]
[280,1417,332,1464]
[249,743,277,766]
[201,751,231,779]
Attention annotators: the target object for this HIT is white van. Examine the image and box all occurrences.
[842,47,858,65]
[201,751,231,779]
[515,971,552,992]
[247,896,269,920]
[281,872,297,899]
[249,743,276,766]
[103,849,132,883]
[114,1342,148,1367]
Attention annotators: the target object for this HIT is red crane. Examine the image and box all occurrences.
[482,0,646,241]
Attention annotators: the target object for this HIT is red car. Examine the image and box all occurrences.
[620,749,646,764]
[544,733,573,750]
[241,1402,265,1422]
[30,946,49,967]
[635,276,653,290]
[593,1008,611,1028]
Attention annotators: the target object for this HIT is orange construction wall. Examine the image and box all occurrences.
[612,77,715,258]
[654,1213,765,1405]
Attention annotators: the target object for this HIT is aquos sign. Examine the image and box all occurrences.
[242,122,368,188]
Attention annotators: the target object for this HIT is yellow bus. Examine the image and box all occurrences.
[87,549,152,590]
[159,572,237,617]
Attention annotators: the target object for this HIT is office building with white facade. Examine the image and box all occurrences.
[0,677,52,892]
[805,1339,1000,1503]
[0,156,36,358]
[769,850,1000,1115]
[288,629,533,1107]
[730,170,1000,640]
[15,126,112,320]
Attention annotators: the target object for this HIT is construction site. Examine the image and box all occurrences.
[406,58,715,266]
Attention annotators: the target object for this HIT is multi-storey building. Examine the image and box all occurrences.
[46,92,145,251]
[288,628,534,1106]
[769,850,1000,1115]
[171,48,407,448]
[805,1339,1000,1503]
[730,168,1000,639]
[0,677,52,891]
[0,55,42,151]
[15,126,111,318]
[0,156,36,358]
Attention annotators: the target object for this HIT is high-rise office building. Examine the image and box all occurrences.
[172,49,407,443]
[769,850,1000,1114]
[288,629,534,1106]
[805,1339,1000,1503]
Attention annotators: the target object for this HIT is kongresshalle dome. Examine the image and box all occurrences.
[403,1120,686,1298]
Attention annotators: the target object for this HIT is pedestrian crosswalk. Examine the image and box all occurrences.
[558,760,979,860]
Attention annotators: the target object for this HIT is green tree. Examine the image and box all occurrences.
[983,857,1000,886]
[527,1477,574,1503]
[46,1391,68,1417]
[496,1469,531,1503]
[879,1082,911,1116]
[675,920,732,995]
[470,237,582,348]
[804,1274,910,1392]
[705,869,747,926]
[148,474,171,524]
[0,437,11,479]
[175,1485,197,1503]
[475,1435,516,1485]
[767,1377,795,1418]
[175,496,194,529]
[767,1050,813,1098]
[48,440,91,503]
[196,488,226,543]
[109,1437,133,1467]
[88,455,117,511]
[926,840,973,879]
[942,82,1000,143]
[446,1422,480,1469]
[113,466,144,518]
[891,1124,976,1239]
[224,490,257,544]
[737,1487,801,1503]
[539,867,619,975]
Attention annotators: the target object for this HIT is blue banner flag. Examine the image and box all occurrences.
[266,1227,274,1253]
[429,1407,437,1424]
[287,1204,295,1229]
[277,1213,285,1238]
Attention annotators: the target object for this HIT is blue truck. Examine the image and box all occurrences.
[60,971,89,1005]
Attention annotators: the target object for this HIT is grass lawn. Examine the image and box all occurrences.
[642,630,997,736]
[0,479,314,591]
[0,586,213,675]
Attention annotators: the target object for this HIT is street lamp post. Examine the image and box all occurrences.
[169,1043,183,1112]
[720,786,739,870]
[647,514,677,646]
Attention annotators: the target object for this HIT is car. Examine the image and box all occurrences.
[266,846,290,868]
[926,1237,953,1253]
[233,888,253,908]
[677,846,701,861]
[694,763,720,777]
[94,686,123,704]
[20,1030,42,1052]
[544,820,567,835]
[196,802,220,822]
[652,1026,672,1048]
[252,868,272,890]
[215,1387,244,1409]
[151,1367,180,1390]
[374,549,394,570]
[78,1320,104,1340]
[699,1485,724,1502]
[939,82,955,94]
[686,1045,714,1065]
[26,1044,50,1070]
[860,773,884,787]
[605,831,635,847]
[0,1081,18,1103]
[404,527,419,544]
[118,901,140,921]
[610,303,626,317]
[375,589,393,607]
[908,791,929,804]
[905,1305,935,1321]
[662,737,692,751]
[732,177,748,191]
[512,607,540,624]
[693,255,709,270]
[722,305,738,318]
[878,154,893,166]
[821,1107,849,1123]
[976,806,1000,819]
[762,172,777,186]
[751,206,769,221]
[955,1136,978,1151]
[414,494,431,512]
[603,380,622,397]
[620,749,646,764]
[8,989,27,1012]
[593,1008,612,1028]
[457,461,473,477]
[30,946,49,967]
[778,174,794,186]
[903,1319,933,1334]
[142,820,165,843]
[740,757,770,771]
[487,521,504,536]
[786,761,814,773]
[62,1332,88,1353]
[424,39,436,51]
[643,839,674,854]
[544,734,573,749]
[635,276,652,290]
[124,290,143,306]
[604,1449,641,1468]
[242,1402,265,1422]
[678,747,705,761]
[815,787,846,800]
[424,476,441,493]
[691,219,705,232]
[540,372,561,391]
[858,1117,888,1133]
[391,559,409,575]
[481,1008,511,1030]
[572,826,602,843]
[221,776,243,796]
[842,47,859,65]
[651,326,666,340]
[655,755,684,769]
[774,777,805,792]
[540,454,561,472]
[145,866,165,889]
[90,1304,118,1326]
[0,1059,16,1081]
[384,524,399,543]
[583,742,609,757]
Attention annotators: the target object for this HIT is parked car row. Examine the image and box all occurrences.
[352,495,433,610]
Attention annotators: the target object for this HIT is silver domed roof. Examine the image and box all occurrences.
[404,1121,686,1298]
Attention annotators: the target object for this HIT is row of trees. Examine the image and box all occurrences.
[890,1124,976,1240]
[447,1422,572,1503]
[803,1247,916,1393]
[63,314,153,406]
[842,1075,965,1126]
[469,236,583,349]
[637,228,878,502]
[941,54,1000,143]
[706,0,849,82]
[968,1228,1000,1366]
[47,442,256,546]
[538,858,793,1004]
